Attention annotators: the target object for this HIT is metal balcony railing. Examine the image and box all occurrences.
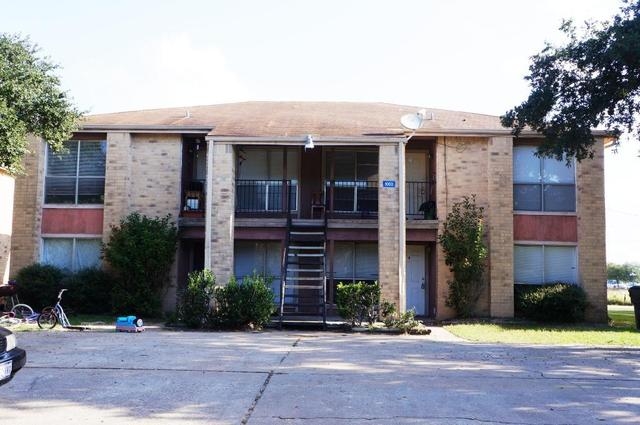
[406,181,436,219]
[325,180,378,217]
[235,180,297,214]
[182,179,206,213]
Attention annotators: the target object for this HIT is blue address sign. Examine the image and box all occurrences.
[382,180,396,188]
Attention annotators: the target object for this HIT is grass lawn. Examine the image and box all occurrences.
[444,305,640,346]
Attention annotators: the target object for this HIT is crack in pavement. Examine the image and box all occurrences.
[272,415,575,425]
[242,337,301,424]
[24,365,281,374]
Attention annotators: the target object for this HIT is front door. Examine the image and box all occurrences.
[406,245,426,315]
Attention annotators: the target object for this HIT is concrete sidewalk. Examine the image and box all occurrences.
[1,328,639,424]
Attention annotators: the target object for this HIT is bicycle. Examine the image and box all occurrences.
[0,281,35,321]
[37,289,86,330]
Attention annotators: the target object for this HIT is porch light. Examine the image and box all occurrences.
[305,134,315,150]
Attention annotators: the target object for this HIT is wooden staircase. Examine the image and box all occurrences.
[279,219,327,328]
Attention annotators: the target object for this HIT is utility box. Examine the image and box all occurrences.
[628,286,640,331]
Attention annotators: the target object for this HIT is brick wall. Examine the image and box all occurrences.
[209,142,235,286]
[102,132,132,241]
[435,136,490,319]
[102,132,183,312]
[487,137,514,317]
[577,141,607,322]
[0,169,15,284]
[378,144,401,307]
[10,136,44,276]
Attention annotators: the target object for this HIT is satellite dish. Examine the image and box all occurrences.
[400,109,427,130]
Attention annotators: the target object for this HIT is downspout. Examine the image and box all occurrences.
[398,138,407,312]
[204,137,214,271]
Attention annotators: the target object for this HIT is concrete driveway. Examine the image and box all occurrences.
[1,327,639,424]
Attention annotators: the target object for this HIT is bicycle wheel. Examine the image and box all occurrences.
[11,304,34,320]
[37,307,58,329]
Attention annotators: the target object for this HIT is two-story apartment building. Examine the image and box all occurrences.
[9,102,607,322]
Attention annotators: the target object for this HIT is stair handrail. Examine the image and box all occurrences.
[279,180,293,327]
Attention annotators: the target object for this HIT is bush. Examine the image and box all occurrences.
[61,268,114,314]
[103,212,178,317]
[438,195,487,318]
[335,281,380,327]
[178,270,216,329]
[210,273,274,329]
[515,283,587,323]
[15,263,66,310]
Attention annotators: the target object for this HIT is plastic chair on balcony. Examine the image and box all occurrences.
[311,192,325,219]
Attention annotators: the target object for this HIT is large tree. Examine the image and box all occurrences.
[501,0,640,161]
[0,33,81,174]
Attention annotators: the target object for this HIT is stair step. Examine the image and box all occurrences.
[288,245,324,250]
[286,285,324,291]
[287,268,324,273]
[286,276,325,280]
[290,231,324,236]
[288,253,324,257]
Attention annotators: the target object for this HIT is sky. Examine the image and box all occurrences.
[2,0,638,264]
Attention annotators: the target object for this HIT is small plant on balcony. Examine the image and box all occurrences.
[438,195,487,318]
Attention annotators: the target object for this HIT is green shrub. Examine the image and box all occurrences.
[15,263,66,310]
[515,283,587,323]
[378,300,429,334]
[178,270,216,329]
[61,268,114,314]
[335,281,380,326]
[438,195,487,318]
[103,212,178,317]
[210,273,274,329]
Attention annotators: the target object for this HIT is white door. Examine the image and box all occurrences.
[405,152,428,216]
[406,245,427,315]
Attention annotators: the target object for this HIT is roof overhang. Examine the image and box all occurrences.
[79,124,214,134]
[205,135,406,146]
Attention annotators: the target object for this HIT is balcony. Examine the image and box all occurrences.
[181,179,206,217]
[406,180,436,220]
[233,179,436,220]
[325,180,378,218]
[235,180,297,216]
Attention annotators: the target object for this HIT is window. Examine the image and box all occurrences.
[235,148,298,212]
[513,146,575,212]
[326,150,378,213]
[234,241,281,298]
[514,245,577,284]
[45,140,107,204]
[42,237,102,272]
[333,242,378,283]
